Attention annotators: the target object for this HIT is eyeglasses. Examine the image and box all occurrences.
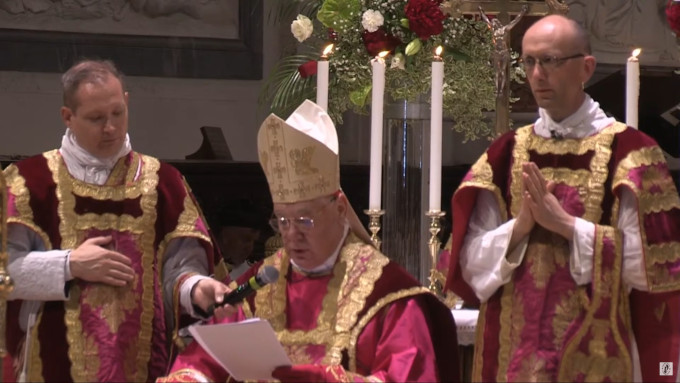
[269,196,337,233]
[519,53,585,71]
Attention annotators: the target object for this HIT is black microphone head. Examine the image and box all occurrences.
[257,265,280,285]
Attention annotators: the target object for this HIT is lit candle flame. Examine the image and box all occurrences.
[435,46,443,57]
[378,51,390,59]
[321,44,334,59]
[632,48,641,59]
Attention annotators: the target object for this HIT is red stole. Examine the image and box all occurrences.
[443,123,680,382]
[3,150,213,382]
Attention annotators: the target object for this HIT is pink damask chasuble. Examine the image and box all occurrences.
[3,150,212,382]
[444,122,680,382]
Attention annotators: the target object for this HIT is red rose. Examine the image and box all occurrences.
[667,0,680,36]
[298,60,317,78]
[405,0,446,40]
[362,29,402,57]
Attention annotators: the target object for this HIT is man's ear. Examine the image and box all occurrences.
[336,192,349,218]
[582,55,597,83]
[60,106,73,128]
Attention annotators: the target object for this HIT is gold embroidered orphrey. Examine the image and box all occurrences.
[245,233,430,371]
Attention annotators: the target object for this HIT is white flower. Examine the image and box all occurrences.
[291,14,313,42]
[361,10,384,33]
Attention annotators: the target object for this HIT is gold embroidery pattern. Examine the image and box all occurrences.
[258,116,339,203]
[495,125,624,381]
[509,126,531,217]
[646,243,680,264]
[495,281,518,382]
[613,146,667,192]
[552,291,586,349]
[515,353,551,382]
[254,234,390,369]
[525,229,570,289]
[156,368,212,383]
[613,145,680,291]
[527,122,626,156]
[174,194,202,235]
[347,286,431,371]
[41,151,160,382]
[558,226,631,381]
[458,152,508,222]
[537,130,615,223]
[104,153,139,187]
[4,162,52,249]
[284,344,317,364]
[290,147,318,175]
[82,277,140,333]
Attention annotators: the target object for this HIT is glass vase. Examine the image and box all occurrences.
[381,95,432,283]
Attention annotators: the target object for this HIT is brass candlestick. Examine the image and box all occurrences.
[363,209,385,250]
[425,210,446,295]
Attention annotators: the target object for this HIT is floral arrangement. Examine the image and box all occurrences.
[262,0,523,141]
[667,0,680,37]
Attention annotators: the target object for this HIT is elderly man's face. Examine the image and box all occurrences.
[273,194,347,270]
[521,17,594,122]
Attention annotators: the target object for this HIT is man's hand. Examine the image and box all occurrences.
[69,236,135,286]
[190,278,234,320]
[514,186,536,238]
[508,185,536,254]
[522,162,575,240]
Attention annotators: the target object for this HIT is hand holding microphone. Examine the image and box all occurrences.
[206,266,279,317]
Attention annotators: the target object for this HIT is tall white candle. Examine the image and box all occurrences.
[429,46,444,212]
[316,44,333,111]
[369,51,388,211]
[626,48,641,129]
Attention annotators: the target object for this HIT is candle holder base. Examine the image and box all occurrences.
[363,209,385,250]
[425,210,446,295]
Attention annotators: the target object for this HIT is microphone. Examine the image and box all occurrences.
[206,265,279,316]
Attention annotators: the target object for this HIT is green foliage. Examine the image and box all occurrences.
[261,0,525,141]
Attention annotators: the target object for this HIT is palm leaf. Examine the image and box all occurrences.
[259,54,317,118]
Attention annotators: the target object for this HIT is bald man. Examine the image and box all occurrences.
[443,15,680,382]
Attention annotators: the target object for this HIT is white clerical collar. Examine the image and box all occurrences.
[59,128,132,185]
[534,95,616,139]
[290,222,350,275]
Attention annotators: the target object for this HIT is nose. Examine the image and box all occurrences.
[103,118,116,133]
[281,223,304,242]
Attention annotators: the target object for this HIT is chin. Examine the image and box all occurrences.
[97,143,124,158]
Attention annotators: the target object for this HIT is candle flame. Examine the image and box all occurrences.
[322,44,334,57]
[435,46,443,57]
[378,51,390,59]
[632,48,641,58]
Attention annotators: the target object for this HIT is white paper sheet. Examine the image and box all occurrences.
[188,318,291,381]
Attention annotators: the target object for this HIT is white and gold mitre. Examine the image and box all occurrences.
[257,100,340,204]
